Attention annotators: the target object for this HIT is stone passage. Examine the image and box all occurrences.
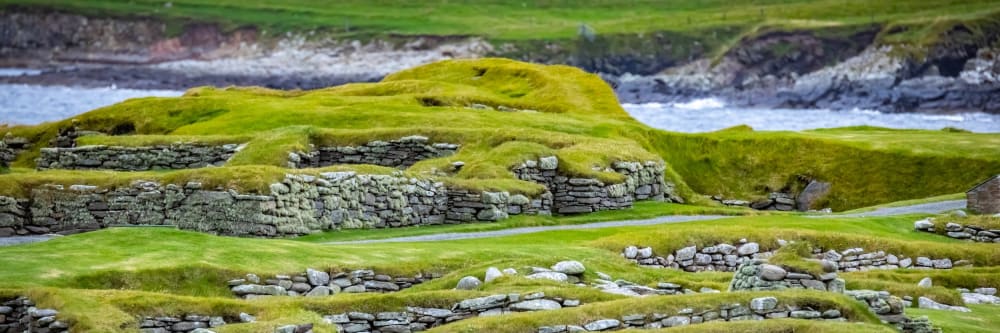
[0,296,69,333]
[229,269,438,299]
[967,175,999,214]
[37,143,243,170]
[537,296,850,332]
[624,241,967,273]
[514,158,676,214]
[290,136,460,168]
[324,291,578,332]
[914,218,1000,242]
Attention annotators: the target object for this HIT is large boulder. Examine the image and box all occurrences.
[759,264,787,281]
[455,276,482,290]
[796,180,831,211]
[551,260,586,275]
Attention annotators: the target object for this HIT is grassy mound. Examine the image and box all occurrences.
[3,59,998,210]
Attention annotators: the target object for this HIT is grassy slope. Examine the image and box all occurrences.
[0,212,996,331]
[3,0,998,43]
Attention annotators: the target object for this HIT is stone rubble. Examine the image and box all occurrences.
[229,269,438,299]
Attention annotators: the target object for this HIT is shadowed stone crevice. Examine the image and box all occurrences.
[289,136,459,169]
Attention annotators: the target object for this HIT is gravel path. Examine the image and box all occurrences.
[0,199,966,247]
[0,235,59,247]
[823,200,966,218]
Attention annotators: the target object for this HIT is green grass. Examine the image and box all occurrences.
[0,211,997,331]
[4,0,998,44]
[907,304,1000,333]
[296,201,758,243]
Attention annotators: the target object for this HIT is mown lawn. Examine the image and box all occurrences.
[0,208,998,331]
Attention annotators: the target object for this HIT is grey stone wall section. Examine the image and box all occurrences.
[230,269,440,299]
[967,176,999,214]
[139,314,233,333]
[291,136,459,169]
[0,296,70,333]
[914,219,1000,243]
[537,297,849,332]
[625,242,966,272]
[324,291,578,332]
[513,158,678,214]
[37,144,244,171]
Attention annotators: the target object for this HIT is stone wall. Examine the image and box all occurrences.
[623,242,967,273]
[914,218,1000,242]
[537,296,850,332]
[728,260,937,333]
[229,269,438,299]
[324,291,578,332]
[290,136,459,169]
[728,259,844,293]
[139,314,235,333]
[0,296,69,333]
[36,144,243,171]
[513,158,675,214]
[6,154,672,237]
[967,176,999,214]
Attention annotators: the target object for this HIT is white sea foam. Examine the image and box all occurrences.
[623,103,1000,133]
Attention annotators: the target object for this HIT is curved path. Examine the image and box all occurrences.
[0,200,967,247]
[327,199,967,245]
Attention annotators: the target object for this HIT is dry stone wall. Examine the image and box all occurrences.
[229,269,438,299]
[139,314,236,333]
[290,136,459,169]
[537,296,850,332]
[914,218,1000,242]
[513,158,675,214]
[728,259,845,293]
[0,296,69,333]
[8,150,672,237]
[36,144,243,171]
[324,291,578,332]
[623,241,966,273]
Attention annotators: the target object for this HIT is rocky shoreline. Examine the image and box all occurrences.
[3,9,1000,114]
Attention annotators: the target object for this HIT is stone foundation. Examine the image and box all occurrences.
[0,296,69,333]
[289,136,459,168]
[514,158,675,214]
[914,218,1000,243]
[229,269,438,299]
[36,144,243,171]
[139,314,236,333]
[623,242,966,273]
[324,291,578,332]
[537,296,849,332]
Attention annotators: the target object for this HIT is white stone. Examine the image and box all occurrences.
[917,277,932,288]
[526,272,569,282]
[918,297,972,312]
[484,267,503,283]
[738,242,760,255]
[551,260,586,275]
[455,276,482,290]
